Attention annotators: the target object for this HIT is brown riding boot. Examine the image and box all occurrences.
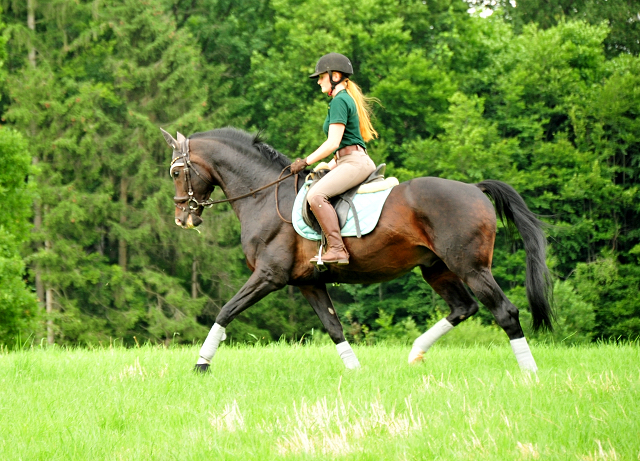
[309,196,350,265]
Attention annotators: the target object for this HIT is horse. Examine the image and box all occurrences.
[161,127,553,373]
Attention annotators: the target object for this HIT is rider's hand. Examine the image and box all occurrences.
[290,158,308,174]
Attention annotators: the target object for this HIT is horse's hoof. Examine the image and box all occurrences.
[194,363,210,373]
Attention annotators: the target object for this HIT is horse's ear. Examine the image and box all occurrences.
[176,132,186,144]
[160,128,179,149]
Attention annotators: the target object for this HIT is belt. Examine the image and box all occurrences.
[335,144,366,160]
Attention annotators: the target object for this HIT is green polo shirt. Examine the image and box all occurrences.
[322,90,366,151]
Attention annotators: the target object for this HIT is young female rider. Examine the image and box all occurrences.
[290,53,378,266]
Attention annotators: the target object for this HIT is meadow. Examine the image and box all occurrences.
[1,342,638,460]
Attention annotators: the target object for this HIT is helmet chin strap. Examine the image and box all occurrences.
[328,72,347,97]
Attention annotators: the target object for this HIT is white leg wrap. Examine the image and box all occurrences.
[510,337,537,372]
[408,318,454,364]
[336,341,360,369]
[197,323,227,364]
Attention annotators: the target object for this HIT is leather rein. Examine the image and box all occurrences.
[170,138,298,223]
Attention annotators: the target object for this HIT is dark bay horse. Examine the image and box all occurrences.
[161,127,553,373]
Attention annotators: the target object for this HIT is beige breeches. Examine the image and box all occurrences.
[306,151,376,202]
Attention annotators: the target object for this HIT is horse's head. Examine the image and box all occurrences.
[161,128,215,229]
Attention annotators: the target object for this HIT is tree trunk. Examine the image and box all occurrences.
[27,1,36,30]
[28,0,47,338]
[45,295,54,345]
[45,229,53,344]
[27,0,36,68]
[288,285,295,329]
[46,294,54,344]
[191,258,198,299]
[119,178,128,271]
[33,181,45,310]
[29,0,54,344]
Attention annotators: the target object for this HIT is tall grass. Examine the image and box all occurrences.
[1,342,638,460]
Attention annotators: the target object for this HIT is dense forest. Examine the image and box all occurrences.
[0,0,638,347]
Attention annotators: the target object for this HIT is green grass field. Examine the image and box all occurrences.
[1,342,639,460]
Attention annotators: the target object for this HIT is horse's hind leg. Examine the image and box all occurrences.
[409,262,479,364]
[464,268,537,372]
[299,283,360,369]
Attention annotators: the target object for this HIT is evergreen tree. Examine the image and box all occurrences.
[3,0,230,344]
[0,126,38,343]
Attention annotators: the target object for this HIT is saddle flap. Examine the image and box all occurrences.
[301,164,388,235]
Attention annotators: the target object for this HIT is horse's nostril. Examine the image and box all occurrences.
[175,218,182,226]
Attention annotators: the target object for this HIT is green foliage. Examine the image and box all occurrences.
[485,0,640,56]
[400,92,515,182]
[572,254,640,340]
[515,279,596,345]
[1,0,640,346]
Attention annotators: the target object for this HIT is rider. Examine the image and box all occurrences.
[290,52,377,265]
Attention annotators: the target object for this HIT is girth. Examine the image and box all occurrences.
[301,164,386,238]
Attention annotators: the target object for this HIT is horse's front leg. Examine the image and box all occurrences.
[195,266,287,372]
[299,284,360,369]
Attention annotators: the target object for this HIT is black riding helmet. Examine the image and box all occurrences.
[309,53,354,78]
[309,53,353,95]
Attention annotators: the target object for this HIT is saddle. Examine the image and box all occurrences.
[301,163,391,238]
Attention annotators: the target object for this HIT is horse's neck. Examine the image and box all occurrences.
[202,141,287,221]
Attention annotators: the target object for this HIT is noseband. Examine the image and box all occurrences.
[170,138,216,214]
[170,138,298,222]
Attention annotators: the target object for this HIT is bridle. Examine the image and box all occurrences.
[170,137,298,223]
[170,138,212,213]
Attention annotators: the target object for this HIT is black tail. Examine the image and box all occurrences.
[476,180,554,332]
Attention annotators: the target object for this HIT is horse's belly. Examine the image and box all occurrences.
[327,266,416,284]
[319,239,437,284]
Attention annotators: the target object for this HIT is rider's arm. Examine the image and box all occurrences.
[305,123,345,165]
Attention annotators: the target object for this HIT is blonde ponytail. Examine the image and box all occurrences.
[345,80,379,142]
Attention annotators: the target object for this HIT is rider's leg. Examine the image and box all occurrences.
[306,151,375,265]
[308,195,350,264]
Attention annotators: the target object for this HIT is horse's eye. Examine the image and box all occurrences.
[172,171,180,179]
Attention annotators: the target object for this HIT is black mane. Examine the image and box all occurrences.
[189,127,291,169]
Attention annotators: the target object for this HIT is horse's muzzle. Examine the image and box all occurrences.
[175,213,203,229]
